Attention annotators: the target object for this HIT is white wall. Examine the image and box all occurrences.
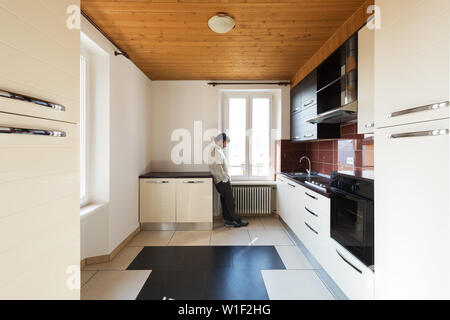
[81,16,152,258]
[149,80,290,172]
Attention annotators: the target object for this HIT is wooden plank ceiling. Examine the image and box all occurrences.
[81,0,368,80]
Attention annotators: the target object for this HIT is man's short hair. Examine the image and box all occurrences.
[214,133,230,143]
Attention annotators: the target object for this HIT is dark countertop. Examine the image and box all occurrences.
[334,170,374,182]
[139,171,213,179]
[278,172,331,198]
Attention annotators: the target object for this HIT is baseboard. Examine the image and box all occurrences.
[81,226,140,269]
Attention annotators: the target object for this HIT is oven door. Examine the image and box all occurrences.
[330,187,374,267]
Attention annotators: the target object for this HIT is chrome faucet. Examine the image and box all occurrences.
[299,156,311,177]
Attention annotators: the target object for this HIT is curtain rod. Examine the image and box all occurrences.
[208,82,291,87]
[81,10,130,59]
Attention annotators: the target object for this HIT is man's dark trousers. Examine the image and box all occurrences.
[215,181,242,223]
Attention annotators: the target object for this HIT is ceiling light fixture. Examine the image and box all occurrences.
[208,13,235,34]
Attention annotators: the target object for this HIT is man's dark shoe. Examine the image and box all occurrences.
[238,220,249,227]
[225,220,241,228]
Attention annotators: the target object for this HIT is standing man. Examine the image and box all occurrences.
[210,133,249,228]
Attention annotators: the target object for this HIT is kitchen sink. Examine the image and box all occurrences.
[285,172,314,178]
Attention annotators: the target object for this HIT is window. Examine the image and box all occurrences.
[223,93,273,180]
[80,54,89,206]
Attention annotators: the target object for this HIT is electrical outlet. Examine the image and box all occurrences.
[346,157,354,165]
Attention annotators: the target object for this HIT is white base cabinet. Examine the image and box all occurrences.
[277,174,374,299]
[140,177,213,225]
[323,240,374,300]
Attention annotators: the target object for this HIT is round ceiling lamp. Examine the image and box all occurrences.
[208,13,235,34]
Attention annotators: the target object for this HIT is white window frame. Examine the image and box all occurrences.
[223,92,274,181]
[80,52,90,207]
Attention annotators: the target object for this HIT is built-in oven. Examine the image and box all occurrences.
[330,172,374,268]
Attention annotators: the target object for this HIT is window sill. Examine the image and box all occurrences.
[80,202,108,219]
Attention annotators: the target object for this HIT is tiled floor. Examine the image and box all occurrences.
[81,216,336,300]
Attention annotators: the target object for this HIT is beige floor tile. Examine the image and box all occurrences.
[249,229,294,246]
[262,270,335,300]
[128,231,174,246]
[214,217,265,230]
[260,217,285,230]
[275,245,315,269]
[84,246,143,271]
[168,231,211,246]
[81,270,97,287]
[238,217,266,230]
[81,270,151,300]
[210,228,251,246]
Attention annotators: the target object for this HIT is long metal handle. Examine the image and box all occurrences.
[387,101,449,118]
[183,180,204,184]
[0,89,65,112]
[336,250,362,274]
[387,129,449,139]
[0,127,66,137]
[146,180,169,184]
[303,99,314,107]
[365,122,375,128]
[287,183,296,188]
[304,222,318,235]
[294,136,300,139]
[305,192,318,200]
[304,134,314,138]
[305,207,318,217]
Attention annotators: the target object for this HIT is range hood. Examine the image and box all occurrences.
[306,100,358,124]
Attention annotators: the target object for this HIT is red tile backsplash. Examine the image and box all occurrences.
[277,123,374,176]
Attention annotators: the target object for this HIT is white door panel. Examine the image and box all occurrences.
[374,119,450,299]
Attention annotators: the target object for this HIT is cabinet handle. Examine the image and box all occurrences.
[0,127,66,137]
[387,101,449,119]
[287,183,296,188]
[304,222,318,235]
[387,129,448,139]
[365,122,375,128]
[303,99,314,107]
[305,207,318,217]
[305,192,318,200]
[336,250,362,274]
[304,134,314,138]
[0,89,65,112]
[183,180,204,184]
[146,180,169,184]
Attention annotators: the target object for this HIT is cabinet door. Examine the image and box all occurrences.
[322,239,374,300]
[374,119,450,299]
[290,83,303,113]
[176,179,213,223]
[276,176,288,220]
[140,179,176,223]
[0,112,79,299]
[357,26,375,134]
[374,0,449,128]
[291,110,302,141]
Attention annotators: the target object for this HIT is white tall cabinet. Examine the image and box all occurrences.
[374,0,450,299]
[0,0,80,299]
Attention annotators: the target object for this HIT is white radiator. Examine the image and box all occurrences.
[232,186,273,215]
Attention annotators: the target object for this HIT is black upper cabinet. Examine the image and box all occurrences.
[290,81,304,114]
[290,34,358,142]
[290,70,339,142]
